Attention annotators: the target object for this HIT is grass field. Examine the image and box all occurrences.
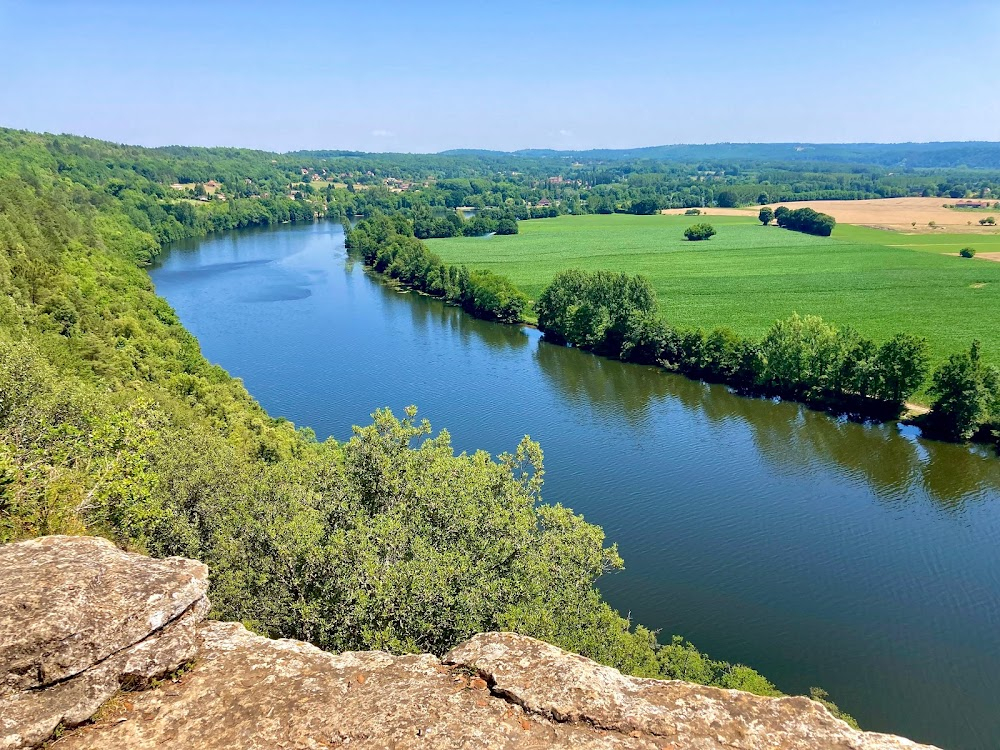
[426,214,1000,377]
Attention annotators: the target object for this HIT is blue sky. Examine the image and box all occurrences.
[2,0,998,152]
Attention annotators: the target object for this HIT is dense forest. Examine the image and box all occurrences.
[0,129,870,721]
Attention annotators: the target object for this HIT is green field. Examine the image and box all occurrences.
[427,214,1000,372]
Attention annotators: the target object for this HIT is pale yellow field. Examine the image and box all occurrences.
[663,197,999,234]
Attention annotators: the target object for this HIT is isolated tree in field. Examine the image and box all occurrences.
[980,216,996,225]
[684,223,716,241]
[759,207,774,226]
[928,340,999,440]
[960,247,975,258]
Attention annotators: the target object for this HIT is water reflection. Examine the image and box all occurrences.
[365,272,531,354]
[534,335,1000,509]
[534,336,674,423]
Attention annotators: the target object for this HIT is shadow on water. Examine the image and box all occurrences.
[534,336,674,423]
[366,272,531,354]
[536,333,1000,509]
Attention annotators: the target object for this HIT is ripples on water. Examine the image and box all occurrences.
[152,222,1000,750]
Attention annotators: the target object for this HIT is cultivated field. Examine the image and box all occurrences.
[663,197,1000,234]
[426,214,1000,377]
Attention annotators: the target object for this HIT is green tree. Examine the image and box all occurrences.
[928,340,999,440]
[684,223,716,241]
[873,333,930,406]
[758,207,774,226]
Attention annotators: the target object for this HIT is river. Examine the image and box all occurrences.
[151,220,1000,750]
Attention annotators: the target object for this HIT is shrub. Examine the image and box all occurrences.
[683,208,701,216]
[684,223,716,241]
[960,247,976,258]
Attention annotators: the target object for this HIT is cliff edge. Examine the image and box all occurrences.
[0,536,939,749]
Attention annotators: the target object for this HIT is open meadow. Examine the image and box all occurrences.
[426,214,1000,377]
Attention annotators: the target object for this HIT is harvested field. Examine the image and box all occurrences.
[663,197,1000,234]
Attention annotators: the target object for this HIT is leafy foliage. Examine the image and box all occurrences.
[684,223,717,241]
[536,275,933,417]
[347,214,527,323]
[774,206,836,236]
[927,341,999,440]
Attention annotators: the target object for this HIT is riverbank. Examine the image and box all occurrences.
[148,221,1000,749]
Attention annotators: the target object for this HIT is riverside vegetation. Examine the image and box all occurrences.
[0,131,867,723]
[357,213,999,446]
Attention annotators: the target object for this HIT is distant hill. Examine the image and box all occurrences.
[440,142,1000,169]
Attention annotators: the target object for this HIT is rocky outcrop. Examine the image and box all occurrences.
[0,536,208,750]
[0,536,940,750]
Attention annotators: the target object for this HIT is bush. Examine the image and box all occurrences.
[960,247,976,258]
[684,223,716,241]
[683,208,701,216]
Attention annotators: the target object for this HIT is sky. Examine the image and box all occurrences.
[2,0,999,153]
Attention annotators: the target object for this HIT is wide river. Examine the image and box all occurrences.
[152,221,1000,750]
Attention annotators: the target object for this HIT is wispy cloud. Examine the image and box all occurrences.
[371,129,395,137]
[558,129,574,137]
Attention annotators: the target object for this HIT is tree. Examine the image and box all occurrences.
[873,333,929,406]
[715,190,739,208]
[979,216,996,226]
[960,247,975,258]
[758,207,774,226]
[630,198,661,215]
[684,223,716,241]
[928,340,999,440]
[495,217,518,235]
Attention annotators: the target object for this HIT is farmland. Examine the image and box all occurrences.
[663,197,1000,233]
[426,214,1000,372]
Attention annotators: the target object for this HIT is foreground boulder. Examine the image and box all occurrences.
[1,537,939,749]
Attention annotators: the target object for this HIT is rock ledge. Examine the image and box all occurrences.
[0,537,939,749]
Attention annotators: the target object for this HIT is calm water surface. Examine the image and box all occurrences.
[152,222,1000,750]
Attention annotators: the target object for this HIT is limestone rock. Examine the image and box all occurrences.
[0,536,941,750]
[445,632,938,750]
[53,621,654,749]
[0,536,208,750]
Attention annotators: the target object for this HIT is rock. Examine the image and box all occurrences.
[0,536,208,750]
[0,537,941,750]
[445,632,938,750]
[52,621,653,749]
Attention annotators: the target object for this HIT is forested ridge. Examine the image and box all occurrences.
[0,129,872,721]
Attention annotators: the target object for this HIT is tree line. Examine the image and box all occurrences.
[535,269,999,442]
[346,214,528,323]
